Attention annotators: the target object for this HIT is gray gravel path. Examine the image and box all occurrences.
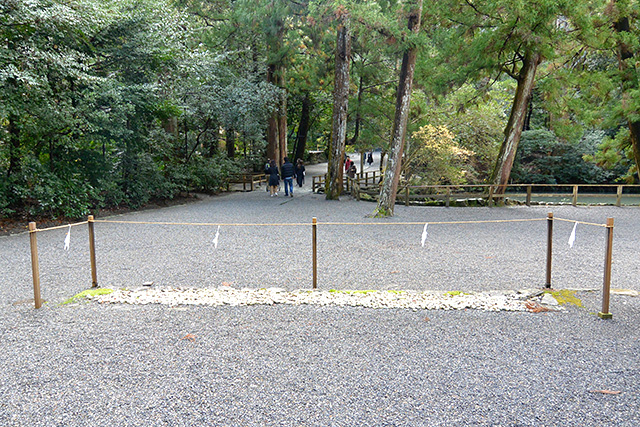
[1,162,639,426]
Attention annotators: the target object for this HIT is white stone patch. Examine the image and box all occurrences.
[91,287,562,312]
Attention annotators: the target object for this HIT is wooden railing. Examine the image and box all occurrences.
[226,173,267,192]
[312,171,382,194]
[313,175,640,207]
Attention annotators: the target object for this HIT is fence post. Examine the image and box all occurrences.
[405,186,409,206]
[312,217,317,289]
[598,218,614,319]
[616,185,622,207]
[488,186,494,207]
[546,212,553,288]
[445,187,450,208]
[88,215,98,288]
[28,222,43,309]
[526,185,532,206]
[572,185,578,206]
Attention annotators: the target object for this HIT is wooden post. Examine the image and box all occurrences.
[616,185,622,207]
[546,212,553,288]
[488,186,494,207]
[445,187,450,208]
[526,185,532,206]
[88,215,98,288]
[312,217,317,289]
[572,185,578,206]
[599,218,614,319]
[28,222,43,309]
[405,186,409,206]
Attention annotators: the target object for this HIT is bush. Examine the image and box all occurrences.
[186,155,241,193]
[2,159,97,219]
[511,130,617,184]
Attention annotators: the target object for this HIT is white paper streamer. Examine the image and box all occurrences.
[213,225,220,249]
[64,225,71,251]
[568,222,577,248]
[421,223,428,247]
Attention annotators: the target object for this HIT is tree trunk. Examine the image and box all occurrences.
[326,20,351,200]
[207,131,219,157]
[226,127,235,158]
[613,12,640,181]
[490,49,542,192]
[7,115,20,178]
[278,77,288,164]
[375,0,422,216]
[267,64,281,166]
[348,74,364,146]
[294,93,312,162]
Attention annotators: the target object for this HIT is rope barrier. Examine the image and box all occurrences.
[32,221,88,233]
[94,219,310,227]
[29,216,608,231]
[24,212,615,317]
[554,218,608,228]
[319,218,548,226]
[93,217,548,227]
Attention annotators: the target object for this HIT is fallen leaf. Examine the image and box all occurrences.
[181,333,196,342]
[390,271,399,274]
[591,390,622,395]
[424,316,430,322]
[525,300,551,313]
[222,282,232,287]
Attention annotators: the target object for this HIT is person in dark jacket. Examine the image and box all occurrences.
[295,158,305,187]
[367,152,374,166]
[347,162,357,179]
[267,159,280,197]
[281,157,295,197]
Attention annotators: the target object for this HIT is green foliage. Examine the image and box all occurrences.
[585,128,637,182]
[185,155,240,193]
[511,130,618,184]
[1,0,636,221]
[414,81,511,183]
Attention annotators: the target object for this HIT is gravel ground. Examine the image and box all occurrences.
[1,161,639,426]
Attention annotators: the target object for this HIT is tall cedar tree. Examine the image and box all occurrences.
[326,7,352,200]
[375,0,423,216]
[611,0,640,180]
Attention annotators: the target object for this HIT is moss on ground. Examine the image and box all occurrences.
[444,291,470,297]
[61,288,113,305]
[547,289,583,308]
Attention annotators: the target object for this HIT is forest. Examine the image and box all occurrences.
[1,0,639,219]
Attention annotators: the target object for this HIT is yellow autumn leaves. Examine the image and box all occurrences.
[407,125,474,185]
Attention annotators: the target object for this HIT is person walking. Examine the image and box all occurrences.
[281,156,295,197]
[295,158,305,188]
[344,156,352,173]
[367,152,373,166]
[267,159,280,197]
[347,162,357,179]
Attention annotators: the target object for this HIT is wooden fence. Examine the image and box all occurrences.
[226,173,268,192]
[312,171,382,194]
[314,175,640,207]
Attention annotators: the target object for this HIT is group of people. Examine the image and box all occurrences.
[344,152,374,179]
[264,151,375,197]
[265,157,305,197]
